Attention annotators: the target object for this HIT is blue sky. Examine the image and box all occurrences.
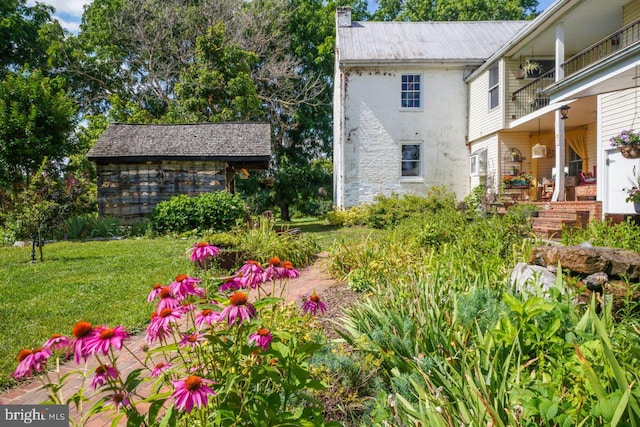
[32,0,558,34]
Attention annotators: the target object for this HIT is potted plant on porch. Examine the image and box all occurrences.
[624,174,640,213]
[610,129,640,158]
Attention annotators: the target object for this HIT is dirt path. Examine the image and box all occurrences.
[0,252,347,426]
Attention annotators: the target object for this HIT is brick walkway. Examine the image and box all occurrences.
[0,253,338,426]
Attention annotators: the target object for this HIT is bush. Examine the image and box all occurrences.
[150,192,246,234]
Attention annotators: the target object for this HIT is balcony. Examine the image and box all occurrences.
[510,18,640,121]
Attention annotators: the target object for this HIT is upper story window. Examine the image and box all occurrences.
[401,143,422,178]
[488,64,499,110]
[401,74,421,109]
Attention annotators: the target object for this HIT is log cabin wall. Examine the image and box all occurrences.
[96,160,227,224]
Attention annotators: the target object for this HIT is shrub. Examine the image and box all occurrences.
[326,205,370,227]
[150,191,246,234]
[561,218,640,252]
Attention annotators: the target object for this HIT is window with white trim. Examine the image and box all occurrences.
[401,143,422,177]
[488,64,499,110]
[568,147,583,177]
[470,149,487,176]
[401,74,421,109]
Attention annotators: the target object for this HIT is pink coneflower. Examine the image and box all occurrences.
[12,347,52,380]
[146,307,183,344]
[219,276,245,292]
[147,283,164,302]
[187,242,220,268]
[219,292,256,326]
[263,257,282,282]
[150,362,172,378]
[169,274,205,300]
[172,375,216,413]
[43,334,70,352]
[280,261,300,279]
[195,308,220,329]
[301,290,328,315]
[180,332,205,348]
[86,326,129,356]
[107,391,130,413]
[70,321,96,364]
[155,286,181,311]
[91,365,118,390]
[248,328,273,351]
[236,260,265,289]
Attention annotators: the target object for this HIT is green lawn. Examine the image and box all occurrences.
[0,237,192,389]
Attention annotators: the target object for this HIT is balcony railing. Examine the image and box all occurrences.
[563,18,640,76]
[510,69,555,120]
[510,18,640,121]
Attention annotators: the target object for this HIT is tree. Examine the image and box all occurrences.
[0,68,78,195]
[371,0,539,21]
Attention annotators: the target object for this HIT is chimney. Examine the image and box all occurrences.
[336,6,352,28]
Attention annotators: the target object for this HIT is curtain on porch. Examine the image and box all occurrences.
[530,131,555,200]
[565,127,588,173]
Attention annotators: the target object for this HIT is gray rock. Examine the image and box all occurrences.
[510,262,559,297]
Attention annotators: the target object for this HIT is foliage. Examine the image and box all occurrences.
[149,191,246,234]
[325,205,371,227]
[560,218,640,252]
[609,129,640,147]
[371,0,539,21]
[624,173,640,203]
[0,68,78,194]
[8,244,338,426]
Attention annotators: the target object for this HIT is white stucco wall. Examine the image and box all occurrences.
[335,65,470,208]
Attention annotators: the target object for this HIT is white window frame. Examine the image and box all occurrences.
[401,142,423,179]
[401,74,422,110]
[488,64,499,110]
[470,149,487,176]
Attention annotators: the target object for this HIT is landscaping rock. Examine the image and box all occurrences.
[583,272,608,293]
[510,262,558,297]
[530,246,640,279]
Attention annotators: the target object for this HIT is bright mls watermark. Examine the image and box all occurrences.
[1,405,68,426]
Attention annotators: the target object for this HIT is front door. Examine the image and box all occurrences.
[605,149,639,213]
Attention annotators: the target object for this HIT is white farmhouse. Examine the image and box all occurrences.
[334,0,640,229]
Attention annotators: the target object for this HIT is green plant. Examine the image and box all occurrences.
[561,218,640,252]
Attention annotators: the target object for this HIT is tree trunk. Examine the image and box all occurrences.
[280,203,291,222]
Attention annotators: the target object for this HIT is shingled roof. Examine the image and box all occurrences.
[87,122,271,163]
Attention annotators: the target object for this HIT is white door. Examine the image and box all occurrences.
[605,149,639,213]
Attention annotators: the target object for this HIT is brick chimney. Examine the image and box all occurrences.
[336,6,352,28]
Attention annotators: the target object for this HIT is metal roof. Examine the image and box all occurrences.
[87,122,271,161]
[337,20,529,63]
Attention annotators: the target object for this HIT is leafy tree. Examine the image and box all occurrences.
[0,68,77,195]
[371,0,539,21]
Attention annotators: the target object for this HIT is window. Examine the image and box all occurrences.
[568,147,583,176]
[401,143,422,177]
[401,74,421,109]
[488,64,499,110]
[470,149,487,176]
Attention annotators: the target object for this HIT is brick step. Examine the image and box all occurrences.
[536,209,587,219]
[532,218,577,229]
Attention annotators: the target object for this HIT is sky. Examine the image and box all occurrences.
[31,0,557,34]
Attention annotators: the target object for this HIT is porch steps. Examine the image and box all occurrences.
[531,209,590,238]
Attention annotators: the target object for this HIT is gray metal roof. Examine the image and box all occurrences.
[337,21,529,63]
[87,122,271,161]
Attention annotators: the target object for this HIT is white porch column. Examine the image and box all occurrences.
[553,22,566,201]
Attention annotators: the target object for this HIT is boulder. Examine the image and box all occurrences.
[510,262,559,297]
[530,246,640,279]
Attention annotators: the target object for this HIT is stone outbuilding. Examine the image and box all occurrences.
[87,122,271,224]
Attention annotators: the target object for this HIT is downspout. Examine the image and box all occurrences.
[553,22,566,201]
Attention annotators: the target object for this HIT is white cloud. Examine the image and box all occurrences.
[28,0,92,17]
[53,15,82,34]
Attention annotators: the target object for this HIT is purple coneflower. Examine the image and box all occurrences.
[180,332,206,348]
[12,347,52,380]
[248,328,273,351]
[219,276,245,292]
[219,292,256,326]
[172,375,216,413]
[155,286,181,311]
[146,307,183,344]
[301,290,328,316]
[170,274,205,300]
[236,260,265,289]
[263,257,282,282]
[43,334,70,352]
[280,261,300,279]
[147,283,164,302]
[150,362,172,378]
[86,326,129,356]
[91,365,118,390]
[107,391,130,413]
[187,242,220,267]
[195,308,220,329]
[69,321,96,364]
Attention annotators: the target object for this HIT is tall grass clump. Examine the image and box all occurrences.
[561,217,640,251]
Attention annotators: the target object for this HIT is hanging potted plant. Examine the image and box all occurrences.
[610,129,640,158]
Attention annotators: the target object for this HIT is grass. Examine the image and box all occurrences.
[0,237,192,390]
[278,217,382,251]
